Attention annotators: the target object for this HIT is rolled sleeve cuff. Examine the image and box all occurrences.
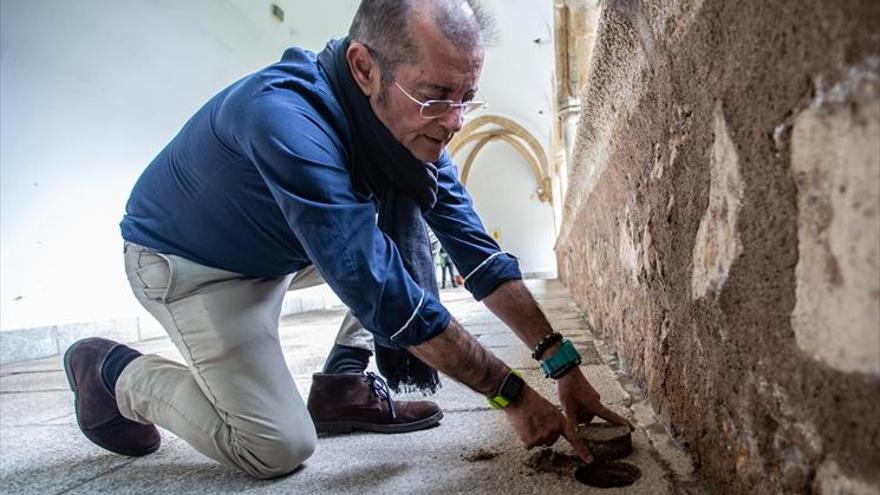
[463,252,523,301]
[375,290,451,349]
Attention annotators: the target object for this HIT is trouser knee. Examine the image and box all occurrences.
[231,424,318,479]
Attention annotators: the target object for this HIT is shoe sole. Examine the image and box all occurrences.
[63,342,160,457]
[314,410,444,436]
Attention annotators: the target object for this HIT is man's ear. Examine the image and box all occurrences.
[346,43,378,97]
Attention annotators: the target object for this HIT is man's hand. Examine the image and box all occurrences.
[504,386,594,463]
[557,368,633,429]
[408,321,598,463]
[480,281,633,430]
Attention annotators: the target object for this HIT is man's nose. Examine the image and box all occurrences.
[438,107,465,134]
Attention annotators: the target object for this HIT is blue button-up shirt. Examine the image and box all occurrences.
[121,46,521,348]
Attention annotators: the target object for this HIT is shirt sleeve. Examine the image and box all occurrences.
[425,152,522,300]
[233,94,450,348]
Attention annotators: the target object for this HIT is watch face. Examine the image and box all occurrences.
[500,372,525,403]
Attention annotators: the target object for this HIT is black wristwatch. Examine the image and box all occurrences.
[487,369,525,409]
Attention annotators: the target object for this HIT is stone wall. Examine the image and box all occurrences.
[555,0,880,493]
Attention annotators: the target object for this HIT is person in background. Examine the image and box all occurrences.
[438,247,458,288]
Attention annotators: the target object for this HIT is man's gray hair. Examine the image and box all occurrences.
[348,0,496,85]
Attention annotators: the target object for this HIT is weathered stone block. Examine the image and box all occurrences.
[55,318,139,352]
[790,64,880,375]
[690,104,743,301]
[0,326,57,364]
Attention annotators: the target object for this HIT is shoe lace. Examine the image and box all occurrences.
[364,372,396,419]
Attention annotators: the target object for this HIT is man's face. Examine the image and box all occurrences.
[368,14,484,162]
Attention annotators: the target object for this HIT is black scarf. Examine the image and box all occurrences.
[318,37,442,394]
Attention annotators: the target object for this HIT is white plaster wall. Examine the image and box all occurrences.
[465,141,557,276]
[477,1,555,153]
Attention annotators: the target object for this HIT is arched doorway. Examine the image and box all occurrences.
[449,115,557,278]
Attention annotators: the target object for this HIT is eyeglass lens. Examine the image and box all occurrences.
[421,101,485,118]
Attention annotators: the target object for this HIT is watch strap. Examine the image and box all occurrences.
[540,339,582,379]
[487,369,524,409]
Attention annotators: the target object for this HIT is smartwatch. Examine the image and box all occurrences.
[487,369,525,409]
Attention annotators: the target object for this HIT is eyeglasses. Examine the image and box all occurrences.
[361,42,488,119]
[394,81,488,120]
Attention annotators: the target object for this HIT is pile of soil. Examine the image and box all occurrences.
[522,422,643,488]
[524,448,585,476]
[462,449,500,462]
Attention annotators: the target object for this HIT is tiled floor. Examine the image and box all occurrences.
[0,280,705,494]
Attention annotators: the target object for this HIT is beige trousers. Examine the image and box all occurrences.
[287,265,375,351]
[117,242,370,479]
[117,228,440,478]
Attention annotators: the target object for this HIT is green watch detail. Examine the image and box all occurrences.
[540,339,582,379]
[487,369,524,409]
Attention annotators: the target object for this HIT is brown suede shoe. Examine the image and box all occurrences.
[307,372,443,435]
[64,338,161,456]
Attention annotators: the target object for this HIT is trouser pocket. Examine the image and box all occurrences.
[129,247,174,303]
